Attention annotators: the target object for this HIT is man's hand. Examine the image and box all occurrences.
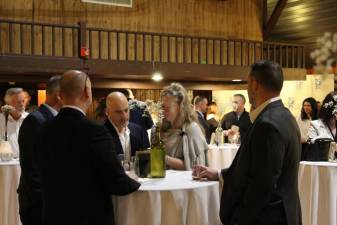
[192,165,219,181]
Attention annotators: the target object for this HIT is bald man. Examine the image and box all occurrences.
[104,92,149,162]
[36,70,140,225]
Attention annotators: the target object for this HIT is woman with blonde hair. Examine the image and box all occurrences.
[158,83,207,170]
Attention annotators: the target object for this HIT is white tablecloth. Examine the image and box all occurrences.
[0,160,21,225]
[207,144,239,169]
[299,161,337,225]
[114,170,221,225]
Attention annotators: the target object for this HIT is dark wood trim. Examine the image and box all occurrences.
[264,0,288,40]
[0,55,306,84]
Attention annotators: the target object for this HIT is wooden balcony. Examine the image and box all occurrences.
[0,18,306,86]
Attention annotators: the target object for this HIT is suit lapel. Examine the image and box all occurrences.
[39,104,55,121]
[104,121,123,155]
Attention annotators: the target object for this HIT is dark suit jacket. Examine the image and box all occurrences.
[129,104,153,147]
[196,111,211,144]
[37,108,140,225]
[18,104,54,215]
[220,100,302,225]
[104,120,149,156]
[221,110,252,141]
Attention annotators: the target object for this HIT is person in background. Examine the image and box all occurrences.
[220,94,252,142]
[194,60,302,225]
[94,97,108,124]
[104,92,149,161]
[206,101,220,134]
[296,97,318,143]
[0,88,27,157]
[194,95,211,143]
[159,83,207,170]
[36,70,140,225]
[123,89,153,147]
[18,76,62,225]
[316,101,321,113]
[308,92,337,143]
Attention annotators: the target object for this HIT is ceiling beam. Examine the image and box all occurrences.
[264,0,288,40]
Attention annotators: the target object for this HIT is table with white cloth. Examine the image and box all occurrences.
[0,160,21,225]
[113,170,221,225]
[299,161,337,225]
[207,144,239,169]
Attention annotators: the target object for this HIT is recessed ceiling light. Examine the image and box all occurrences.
[152,72,163,82]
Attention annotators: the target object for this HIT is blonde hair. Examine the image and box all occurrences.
[161,83,198,131]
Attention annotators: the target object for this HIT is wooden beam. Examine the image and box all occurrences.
[0,55,306,83]
[263,0,288,40]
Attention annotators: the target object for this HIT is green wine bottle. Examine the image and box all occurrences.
[150,125,166,178]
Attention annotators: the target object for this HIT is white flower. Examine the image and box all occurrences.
[333,95,337,102]
[1,105,15,114]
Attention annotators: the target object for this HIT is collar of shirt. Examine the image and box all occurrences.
[109,119,130,136]
[196,110,204,118]
[249,96,281,123]
[7,111,28,122]
[62,105,86,116]
[43,103,58,116]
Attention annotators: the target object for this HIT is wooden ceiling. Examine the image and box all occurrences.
[267,0,337,66]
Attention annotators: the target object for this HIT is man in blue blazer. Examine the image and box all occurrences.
[18,76,62,225]
[105,92,149,161]
[195,60,302,225]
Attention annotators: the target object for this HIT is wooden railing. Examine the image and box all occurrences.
[0,19,305,68]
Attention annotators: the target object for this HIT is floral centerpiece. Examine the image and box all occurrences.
[0,105,15,161]
[1,105,15,141]
[310,32,337,73]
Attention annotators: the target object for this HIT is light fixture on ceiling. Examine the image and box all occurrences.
[232,79,242,82]
[152,72,163,82]
[151,61,163,82]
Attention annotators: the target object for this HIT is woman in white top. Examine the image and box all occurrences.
[308,92,337,143]
[159,83,207,170]
[296,97,318,143]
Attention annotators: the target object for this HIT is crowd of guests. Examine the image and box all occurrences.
[0,60,335,225]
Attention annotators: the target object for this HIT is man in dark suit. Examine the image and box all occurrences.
[36,70,140,225]
[104,92,149,160]
[194,95,211,143]
[194,60,302,225]
[18,75,62,225]
[221,94,252,142]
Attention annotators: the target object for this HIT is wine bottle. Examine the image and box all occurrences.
[150,124,166,178]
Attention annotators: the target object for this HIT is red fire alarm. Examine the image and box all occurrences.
[80,46,90,58]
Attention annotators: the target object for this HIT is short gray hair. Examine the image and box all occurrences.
[46,75,61,95]
[4,88,23,104]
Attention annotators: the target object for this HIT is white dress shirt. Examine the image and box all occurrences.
[0,111,28,158]
[109,120,132,162]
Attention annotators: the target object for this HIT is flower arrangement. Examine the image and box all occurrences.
[1,105,15,141]
[310,32,337,73]
[144,100,163,124]
[323,95,337,116]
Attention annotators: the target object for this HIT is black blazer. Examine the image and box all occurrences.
[221,110,252,141]
[220,100,302,225]
[104,120,149,156]
[36,108,140,225]
[18,104,54,213]
[196,111,211,144]
[129,105,153,147]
